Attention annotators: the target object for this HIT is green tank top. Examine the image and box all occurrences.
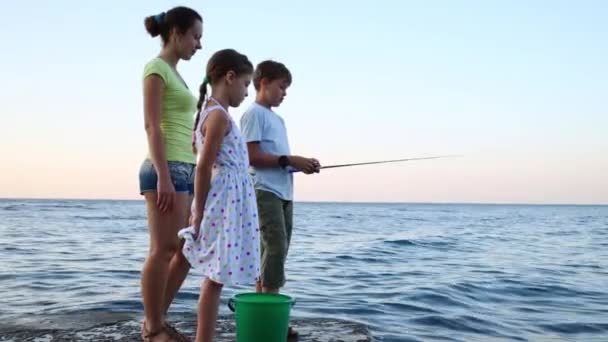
[143,57,197,164]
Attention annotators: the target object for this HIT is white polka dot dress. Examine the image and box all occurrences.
[178,99,260,285]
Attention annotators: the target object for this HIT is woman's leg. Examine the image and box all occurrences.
[162,194,194,316]
[141,192,191,334]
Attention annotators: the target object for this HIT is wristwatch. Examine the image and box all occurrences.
[278,155,289,169]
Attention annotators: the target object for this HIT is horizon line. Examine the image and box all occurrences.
[1,197,606,207]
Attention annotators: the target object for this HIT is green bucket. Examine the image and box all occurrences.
[228,293,295,342]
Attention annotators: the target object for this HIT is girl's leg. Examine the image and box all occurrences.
[141,192,191,337]
[196,278,224,342]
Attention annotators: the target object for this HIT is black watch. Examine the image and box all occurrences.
[278,155,289,169]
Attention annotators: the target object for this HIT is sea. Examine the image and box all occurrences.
[0,199,607,341]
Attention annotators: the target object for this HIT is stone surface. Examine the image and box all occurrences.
[0,314,374,342]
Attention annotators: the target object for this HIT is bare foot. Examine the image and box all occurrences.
[288,326,299,340]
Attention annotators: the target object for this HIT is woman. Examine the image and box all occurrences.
[139,6,202,341]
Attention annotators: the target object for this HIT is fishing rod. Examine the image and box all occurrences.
[289,155,460,173]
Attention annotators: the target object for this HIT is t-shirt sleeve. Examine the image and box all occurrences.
[240,108,264,143]
[143,59,168,84]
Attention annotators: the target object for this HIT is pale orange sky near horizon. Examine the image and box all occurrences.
[1,1,607,204]
[1,132,607,204]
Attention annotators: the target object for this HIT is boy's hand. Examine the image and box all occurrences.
[289,156,321,174]
[311,158,321,173]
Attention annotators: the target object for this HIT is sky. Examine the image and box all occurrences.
[0,0,607,204]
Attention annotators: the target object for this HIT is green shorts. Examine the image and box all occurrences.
[255,189,293,289]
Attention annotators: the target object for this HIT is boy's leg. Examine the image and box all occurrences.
[283,200,299,339]
[256,190,289,293]
[284,200,294,258]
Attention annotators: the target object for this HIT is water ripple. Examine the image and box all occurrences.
[1,199,607,341]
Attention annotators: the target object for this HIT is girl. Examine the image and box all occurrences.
[140,6,203,342]
[178,49,260,342]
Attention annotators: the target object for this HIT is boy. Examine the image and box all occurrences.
[240,60,320,338]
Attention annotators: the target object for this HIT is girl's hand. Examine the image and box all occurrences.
[157,176,176,212]
[191,205,204,238]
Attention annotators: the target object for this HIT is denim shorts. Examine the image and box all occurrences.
[139,159,195,195]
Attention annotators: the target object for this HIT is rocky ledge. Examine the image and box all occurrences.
[1,314,373,342]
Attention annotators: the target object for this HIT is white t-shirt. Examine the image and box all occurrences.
[240,103,293,201]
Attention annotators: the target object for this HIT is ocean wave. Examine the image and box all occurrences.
[1,200,607,341]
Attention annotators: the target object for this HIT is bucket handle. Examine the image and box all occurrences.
[227,297,296,312]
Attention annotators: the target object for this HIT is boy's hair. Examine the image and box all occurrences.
[253,60,292,91]
[144,6,202,45]
[193,49,253,150]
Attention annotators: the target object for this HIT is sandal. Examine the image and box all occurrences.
[141,321,181,342]
[164,322,191,342]
[142,327,172,342]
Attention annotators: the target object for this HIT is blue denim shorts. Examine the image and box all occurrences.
[139,159,195,195]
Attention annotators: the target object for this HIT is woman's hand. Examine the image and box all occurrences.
[156,176,176,212]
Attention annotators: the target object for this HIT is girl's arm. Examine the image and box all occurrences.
[143,75,175,212]
[191,109,230,230]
